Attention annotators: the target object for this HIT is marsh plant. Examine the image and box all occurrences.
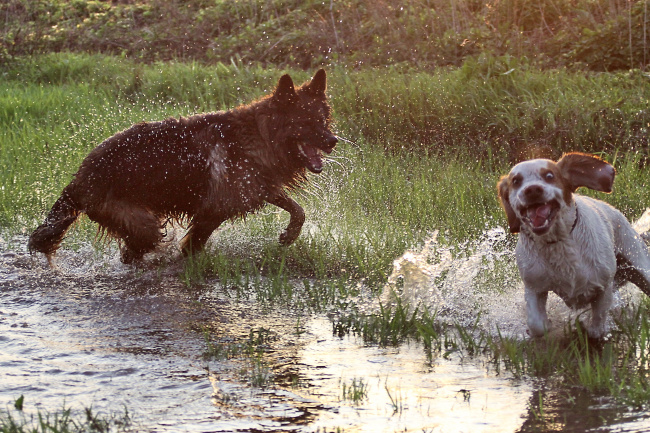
[338,297,650,408]
[384,384,404,415]
[0,396,131,433]
[340,378,369,405]
[202,327,274,361]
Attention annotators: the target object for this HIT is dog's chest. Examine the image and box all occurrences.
[517,239,615,308]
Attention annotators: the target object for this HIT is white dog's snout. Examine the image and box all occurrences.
[523,184,544,199]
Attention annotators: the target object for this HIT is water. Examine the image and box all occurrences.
[2,225,650,432]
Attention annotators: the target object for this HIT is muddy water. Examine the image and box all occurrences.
[2,232,650,432]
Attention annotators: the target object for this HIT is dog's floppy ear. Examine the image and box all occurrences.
[304,69,327,95]
[497,175,521,233]
[274,74,298,105]
[557,152,615,193]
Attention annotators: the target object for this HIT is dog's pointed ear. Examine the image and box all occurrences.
[557,152,615,193]
[274,74,298,105]
[498,175,521,234]
[304,69,327,95]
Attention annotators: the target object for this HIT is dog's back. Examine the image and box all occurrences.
[71,113,230,216]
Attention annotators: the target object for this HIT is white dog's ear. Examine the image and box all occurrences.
[557,152,615,193]
[498,175,521,233]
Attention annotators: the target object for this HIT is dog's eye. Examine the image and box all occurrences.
[544,172,555,182]
[511,175,522,187]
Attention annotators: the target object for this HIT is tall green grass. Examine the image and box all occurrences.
[4,53,648,159]
[0,396,131,433]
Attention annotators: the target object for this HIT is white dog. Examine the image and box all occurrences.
[497,152,650,338]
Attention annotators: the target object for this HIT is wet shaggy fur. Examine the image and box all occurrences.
[28,69,337,264]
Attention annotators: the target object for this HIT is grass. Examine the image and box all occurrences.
[336,297,650,408]
[340,378,369,405]
[0,396,131,433]
[384,384,404,415]
[2,54,649,289]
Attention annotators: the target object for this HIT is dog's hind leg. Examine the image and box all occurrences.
[267,193,305,246]
[29,187,81,265]
[180,214,226,256]
[86,201,163,264]
[616,252,650,295]
[615,223,650,296]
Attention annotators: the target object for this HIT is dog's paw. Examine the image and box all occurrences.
[279,229,299,246]
[586,324,607,340]
[527,318,551,338]
[120,247,144,265]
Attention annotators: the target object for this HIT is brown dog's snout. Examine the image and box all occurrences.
[325,134,338,149]
[319,133,338,153]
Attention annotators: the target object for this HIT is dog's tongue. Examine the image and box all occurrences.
[527,204,552,228]
[299,144,323,173]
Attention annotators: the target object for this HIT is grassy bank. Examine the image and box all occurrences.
[2,0,648,71]
[3,53,649,160]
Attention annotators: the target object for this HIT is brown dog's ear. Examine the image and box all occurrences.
[274,74,298,105]
[304,69,327,95]
[497,175,521,234]
[557,152,615,193]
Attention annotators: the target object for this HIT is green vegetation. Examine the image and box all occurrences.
[0,396,131,433]
[340,378,369,404]
[1,0,648,71]
[1,53,648,288]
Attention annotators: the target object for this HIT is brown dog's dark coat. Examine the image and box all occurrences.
[29,70,337,264]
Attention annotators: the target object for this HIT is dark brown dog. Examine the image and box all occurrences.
[29,70,337,264]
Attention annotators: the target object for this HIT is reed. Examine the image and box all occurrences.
[0,396,131,433]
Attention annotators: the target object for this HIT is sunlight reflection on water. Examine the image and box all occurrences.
[298,317,531,433]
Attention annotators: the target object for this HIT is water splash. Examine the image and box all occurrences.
[383,227,527,336]
[384,211,650,338]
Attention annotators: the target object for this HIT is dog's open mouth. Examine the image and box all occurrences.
[521,200,560,235]
[298,138,337,174]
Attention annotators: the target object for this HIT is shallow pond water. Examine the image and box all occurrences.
[2,232,650,432]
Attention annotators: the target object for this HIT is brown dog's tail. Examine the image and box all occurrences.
[28,187,81,260]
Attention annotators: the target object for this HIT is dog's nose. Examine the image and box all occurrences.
[523,185,544,198]
[327,135,338,147]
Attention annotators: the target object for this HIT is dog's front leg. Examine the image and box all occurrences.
[587,284,613,339]
[525,287,550,337]
[181,214,226,256]
[267,193,305,246]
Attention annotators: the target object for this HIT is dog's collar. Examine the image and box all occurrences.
[523,204,579,245]
[570,204,580,233]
